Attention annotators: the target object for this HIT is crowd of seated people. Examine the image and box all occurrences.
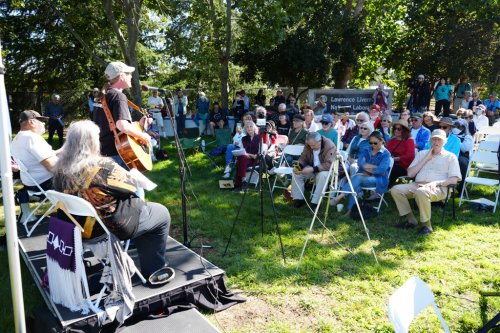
[221,87,499,236]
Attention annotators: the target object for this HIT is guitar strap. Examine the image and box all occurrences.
[101,94,121,146]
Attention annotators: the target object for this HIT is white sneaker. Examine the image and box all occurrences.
[224,165,231,174]
[223,172,230,179]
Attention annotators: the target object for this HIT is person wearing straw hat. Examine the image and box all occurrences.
[424,117,460,157]
[386,119,415,186]
[410,113,431,152]
[390,129,461,235]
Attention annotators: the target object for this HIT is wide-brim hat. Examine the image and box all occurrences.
[392,119,411,132]
[410,113,423,120]
[438,117,455,127]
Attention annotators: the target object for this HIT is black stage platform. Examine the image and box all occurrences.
[18,222,238,331]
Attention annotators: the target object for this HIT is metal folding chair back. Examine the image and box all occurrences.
[361,157,394,212]
[271,144,305,194]
[11,156,54,236]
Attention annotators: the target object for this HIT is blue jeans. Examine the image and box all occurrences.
[411,105,425,114]
[342,175,377,210]
[132,202,170,277]
[111,155,145,199]
[225,144,240,165]
[176,114,186,137]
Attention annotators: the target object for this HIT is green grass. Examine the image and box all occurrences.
[1,139,499,332]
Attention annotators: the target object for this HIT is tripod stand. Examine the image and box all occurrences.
[296,152,378,270]
[223,135,286,263]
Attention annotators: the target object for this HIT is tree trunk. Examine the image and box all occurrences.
[334,64,353,89]
[220,0,231,111]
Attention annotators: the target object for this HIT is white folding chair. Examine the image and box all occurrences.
[459,151,499,213]
[44,190,147,313]
[474,127,500,146]
[361,157,394,212]
[388,276,450,333]
[11,156,56,237]
[493,121,500,128]
[271,144,304,194]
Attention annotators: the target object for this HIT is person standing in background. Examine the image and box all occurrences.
[372,82,389,112]
[174,89,188,138]
[44,93,64,147]
[453,77,472,112]
[433,77,452,117]
[88,88,99,114]
[147,89,165,137]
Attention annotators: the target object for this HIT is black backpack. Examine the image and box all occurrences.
[350,200,379,221]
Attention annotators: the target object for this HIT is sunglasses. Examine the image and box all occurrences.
[369,141,381,145]
[394,127,402,131]
[401,113,410,116]
[381,119,391,123]
[356,119,364,123]
[321,122,330,125]
[440,125,450,129]
[359,127,369,130]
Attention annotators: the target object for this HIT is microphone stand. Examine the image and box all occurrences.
[159,90,211,249]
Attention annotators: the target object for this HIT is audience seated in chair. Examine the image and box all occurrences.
[291,132,337,209]
[208,102,227,136]
[345,121,374,175]
[317,114,338,147]
[11,110,58,223]
[223,124,244,178]
[52,120,171,280]
[390,129,461,236]
[386,120,415,186]
[233,121,260,191]
[452,118,473,192]
[409,113,431,152]
[332,131,391,217]
[424,117,460,157]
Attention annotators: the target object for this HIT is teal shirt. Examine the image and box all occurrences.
[434,85,452,101]
[424,133,460,157]
[317,128,338,146]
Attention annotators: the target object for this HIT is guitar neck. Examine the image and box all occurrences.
[127,100,147,118]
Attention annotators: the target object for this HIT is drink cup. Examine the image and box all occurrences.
[337,203,344,212]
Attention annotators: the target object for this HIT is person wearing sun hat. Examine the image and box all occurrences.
[424,117,460,157]
[390,128,461,235]
[409,113,431,151]
[386,119,415,186]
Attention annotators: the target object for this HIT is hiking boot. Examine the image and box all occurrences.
[418,226,433,236]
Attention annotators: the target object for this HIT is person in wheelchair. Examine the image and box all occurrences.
[52,120,171,281]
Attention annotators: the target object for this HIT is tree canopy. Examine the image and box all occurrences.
[0,0,498,116]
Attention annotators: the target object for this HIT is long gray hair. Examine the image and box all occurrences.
[53,120,107,191]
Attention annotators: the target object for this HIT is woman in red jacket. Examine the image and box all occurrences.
[386,120,415,186]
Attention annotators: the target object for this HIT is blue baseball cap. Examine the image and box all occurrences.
[321,114,333,123]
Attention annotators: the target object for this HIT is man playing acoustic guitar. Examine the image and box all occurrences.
[93,61,151,169]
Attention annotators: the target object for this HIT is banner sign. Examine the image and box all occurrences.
[308,89,393,114]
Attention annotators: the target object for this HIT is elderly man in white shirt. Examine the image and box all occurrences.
[147,90,165,137]
[11,111,58,223]
[390,129,461,235]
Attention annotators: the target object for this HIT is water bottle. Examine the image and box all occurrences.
[201,139,206,152]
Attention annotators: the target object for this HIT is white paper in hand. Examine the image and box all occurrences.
[232,148,247,157]
[129,168,157,191]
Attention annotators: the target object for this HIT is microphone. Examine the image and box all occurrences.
[141,84,166,93]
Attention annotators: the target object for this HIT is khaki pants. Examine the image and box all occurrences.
[390,183,448,229]
[291,171,330,204]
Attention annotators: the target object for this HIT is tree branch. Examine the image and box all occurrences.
[346,0,353,14]
[353,0,364,16]
[51,3,107,67]
[103,0,130,60]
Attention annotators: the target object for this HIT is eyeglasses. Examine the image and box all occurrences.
[356,119,364,123]
[411,119,420,122]
[381,120,390,123]
[394,127,402,131]
[359,127,369,130]
[369,141,380,145]
[440,126,450,129]
[401,113,410,116]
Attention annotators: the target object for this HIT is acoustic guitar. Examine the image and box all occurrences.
[101,97,153,172]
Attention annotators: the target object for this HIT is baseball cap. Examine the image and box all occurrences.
[104,61,135,80]
[431,129,447,142]
[410,113,423,119]
[321,114,333,123]
[454,118,467,128]
[417,74,425,79]
[293,114,305,122]
[19,110,48,123]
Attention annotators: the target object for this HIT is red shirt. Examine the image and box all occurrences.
[386,138,415,169]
